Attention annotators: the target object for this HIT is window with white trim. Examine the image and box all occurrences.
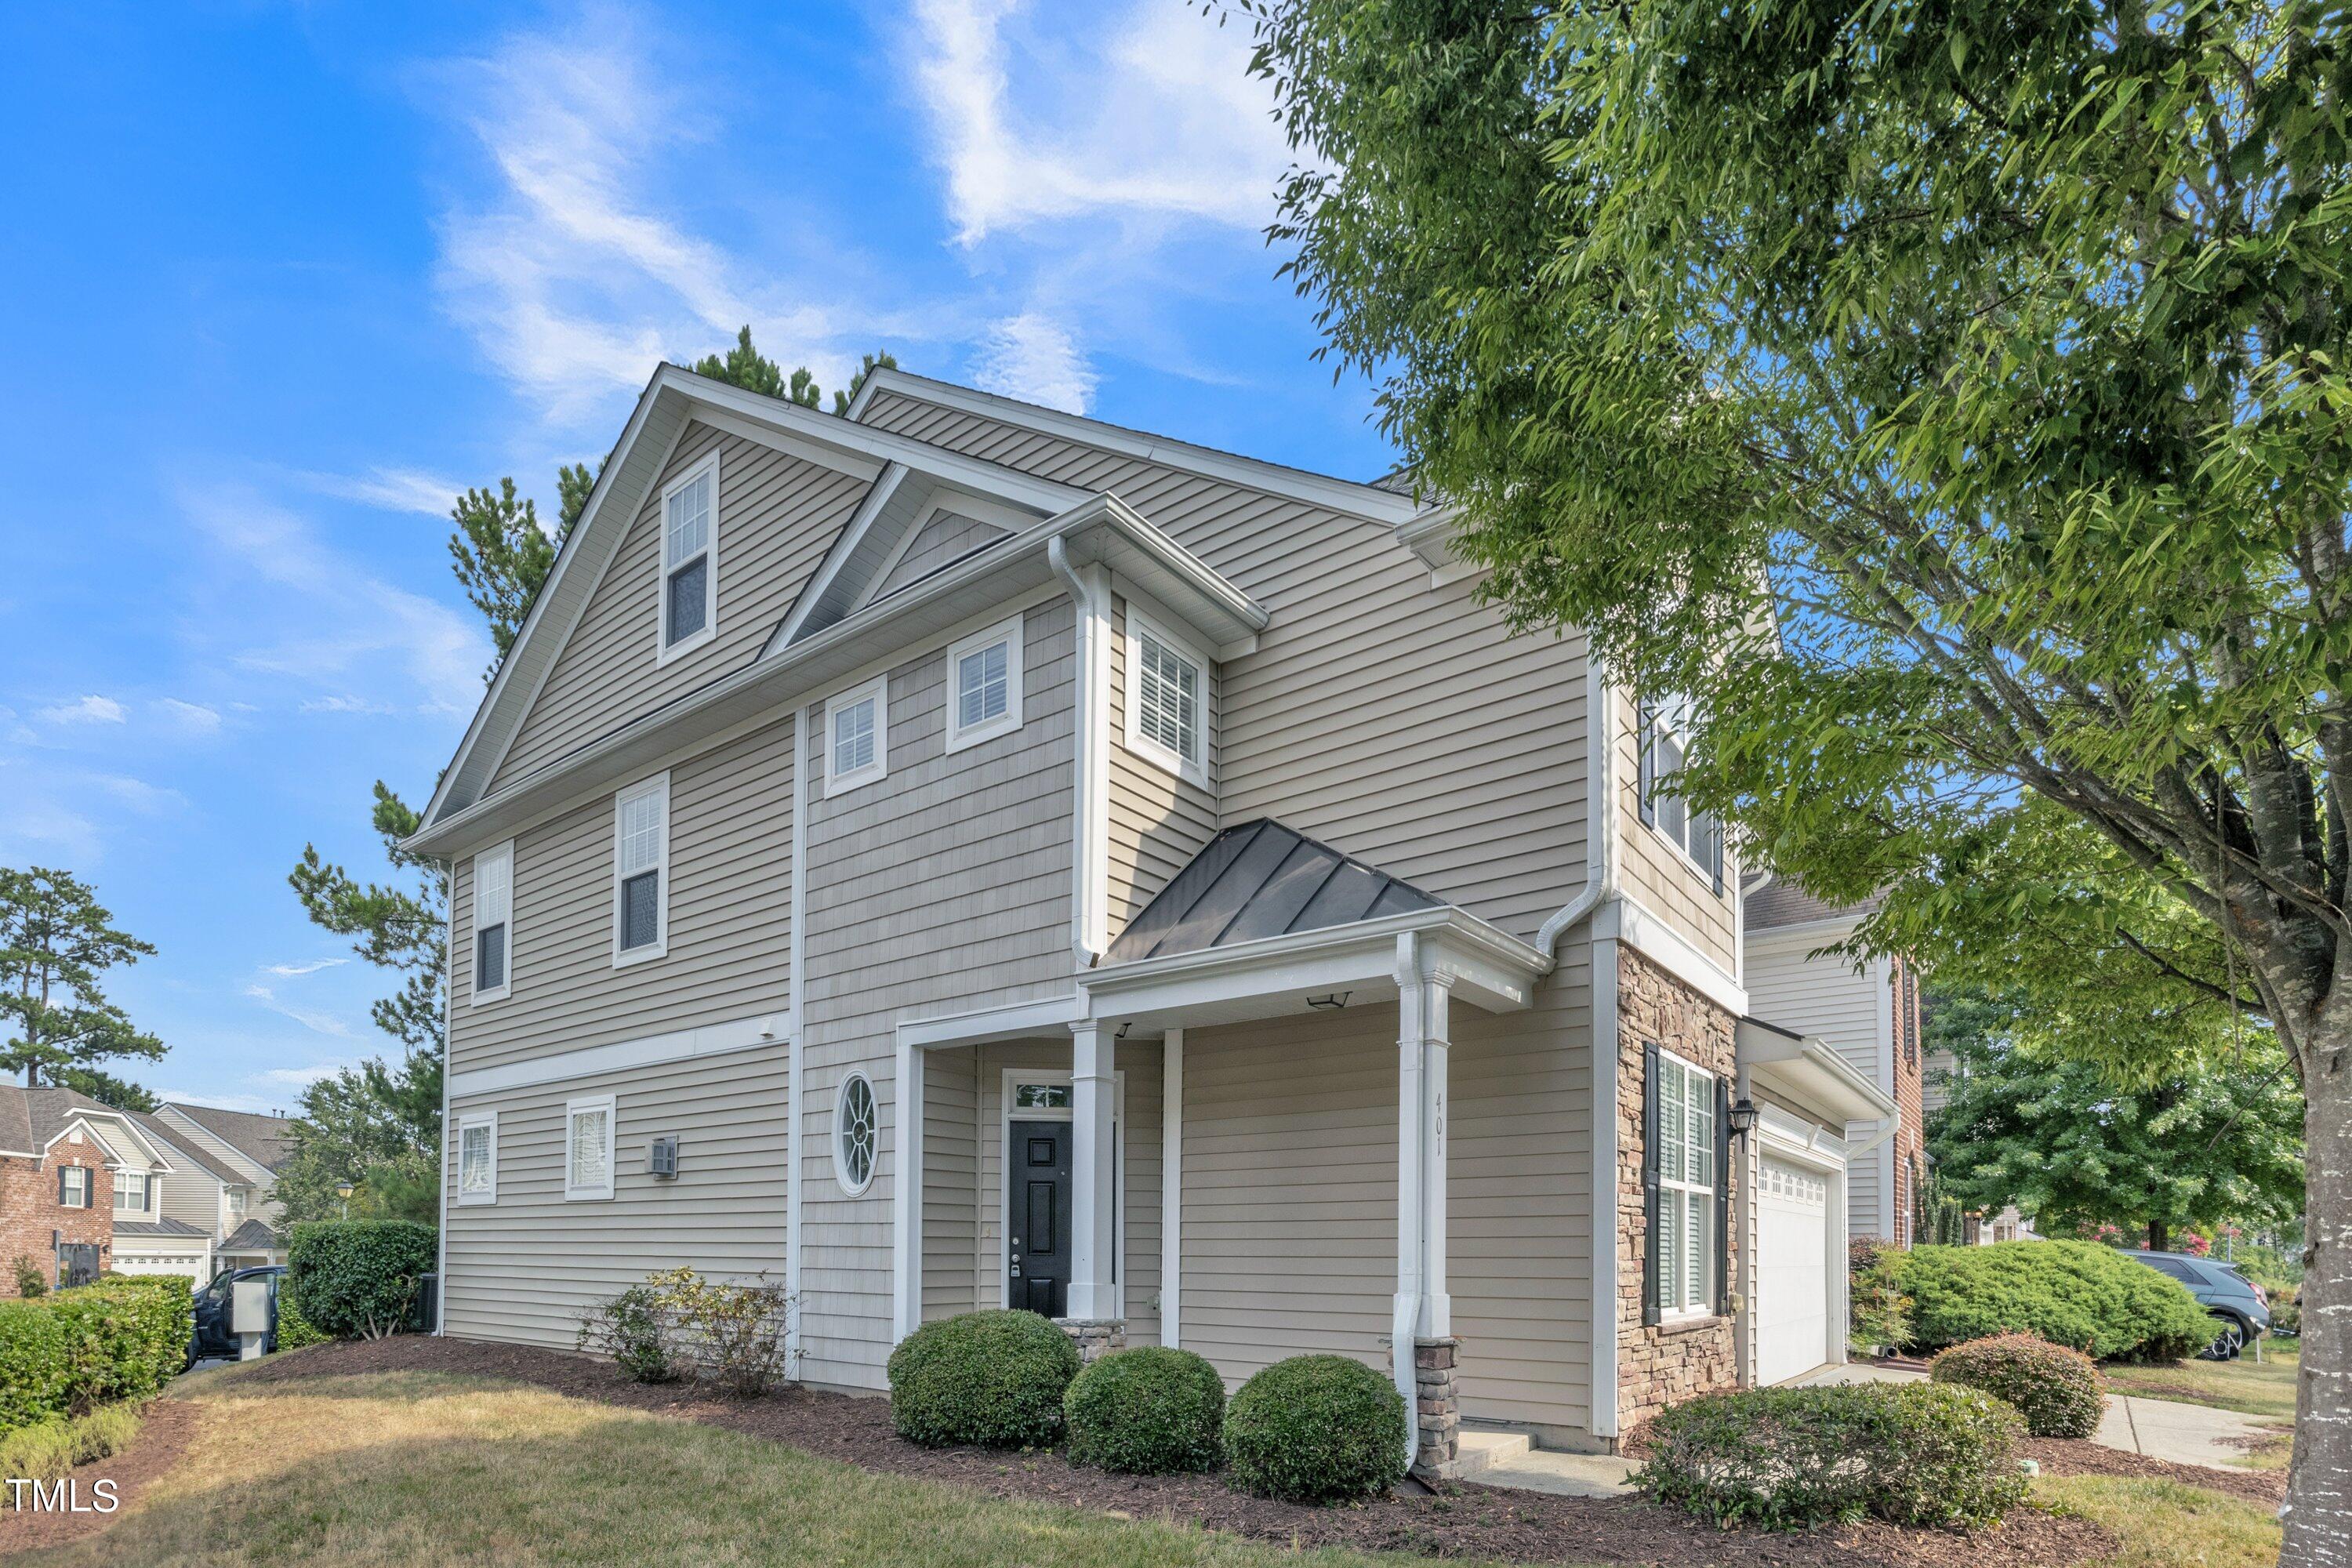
[565,1096,616,1200]
[825,676,888,795]
[612,775,669,964]
[1123,605,1208,787]
[58,1165,92,1208]
[834,1071,877,1195]
[1639,694,1724,891]
[113,1171,149,1214]
[456,1111,499,1206]
[471,840,513,1003]
[946,615,1024,753]
[659,452,718,659]
[228,1186,247,1218]
[1655,1054,1718,1317]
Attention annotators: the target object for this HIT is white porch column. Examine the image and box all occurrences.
[1161,1029,1184,1348]
[1394,934,1460,1479]
[890,1039,926,1342]
[1420,975,1454,1339]
[1066,1020,1121,1323]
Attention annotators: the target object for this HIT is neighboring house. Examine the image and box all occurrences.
[403,365,1896,1470]
[0,1086,180,1292]
[117,1104,296,1279]
[1917,1032,2038,1243]
[1741,880,1927,1246]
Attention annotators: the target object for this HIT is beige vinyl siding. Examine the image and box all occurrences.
[449,718,795,1076]
[1107,594,1218,930]
[857,391,1591,949]
[1614,688,1740,973]
[872,511,1007,604]
[921,1047,980,1323]
[441,1045,789,1348]
[798,601,1079,1389]
[1745,927,1889,1237]
[492,423,870,792]
[156,1171,223,1235]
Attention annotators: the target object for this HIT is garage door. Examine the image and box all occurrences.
[1756,1156,1833,1385]
[114,1250,210,1286]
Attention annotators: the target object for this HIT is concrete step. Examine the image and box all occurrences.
[1454,1428,1533,1477]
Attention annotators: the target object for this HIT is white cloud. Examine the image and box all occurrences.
[296,467,468,518]
[157,698,222,735]
[242,982,354,1040]
[299,695,395,715]
[90,775,183,815]
[38,695,125,725]
[907,0,1294,245]
[255,1063,349,1090]
[971,312,1098,413]
[264,959,347,978]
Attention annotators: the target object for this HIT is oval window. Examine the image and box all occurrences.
[835,1071,877,1196]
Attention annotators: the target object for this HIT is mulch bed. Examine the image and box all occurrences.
[234,1338,2122,1567]
[2020,1434,2286,1505]
[0,1394,202,1559]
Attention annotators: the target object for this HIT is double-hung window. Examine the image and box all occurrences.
[946,615,1024,752]
[826,675,888,795]
[565,1095,616,1201]
[471,840,513,1003]
[113,1171,148,1214]
[1639,693,1725,892]
[613,775,670,965]
[456,1111,499,1206]
[1653,1053,1719,1319]
[58,1166,92,1208]
[659,452,718,659]
[1124,604,1208,787]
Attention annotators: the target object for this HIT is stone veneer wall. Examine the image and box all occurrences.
[1887,956,1927,1246]
[1613,944,1741,1442]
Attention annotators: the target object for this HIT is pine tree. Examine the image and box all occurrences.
[0,867,164,1089]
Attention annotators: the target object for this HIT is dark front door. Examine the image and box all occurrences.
[1008,1120,1072,1317]
[56,1243,100,1290]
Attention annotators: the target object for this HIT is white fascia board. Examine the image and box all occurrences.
[845,368,1424,525]
[896,993,1086,1051]
[405,496,1264,858]
[1737,1018,1898,1123]
[1595,895,1750,1015]
[447,1012,788,1100]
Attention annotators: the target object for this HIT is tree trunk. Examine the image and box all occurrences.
[2148,1220,2169,1252]
[2283,1013,2352,1568]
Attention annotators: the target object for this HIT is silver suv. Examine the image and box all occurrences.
[2131,1250,2272,1359]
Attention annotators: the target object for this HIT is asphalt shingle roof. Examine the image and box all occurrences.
[163,1104,296,1173]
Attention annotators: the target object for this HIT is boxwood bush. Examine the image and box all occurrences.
[887,1309,1080,1449]
[1930,1333,2106,1437]
[1634,1382,2028,1529]
[1223,1354,1407,1503]
[0,1277,191,1439]
[287,1221,437,1341]
[1064,1346,1225,1473]
[1895,1241,2211,1360]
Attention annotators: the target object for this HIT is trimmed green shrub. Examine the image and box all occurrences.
[0,1301,71,1436]
[1849,1238,1912,1352]
[1635,1383,2028,1530]
[1065,1346,1225,1474]
[0,1401,143,1507]
[272,1286,329,1352]
[887,1310,1080,1449]
[1931,1333,2105,1438]
[287,1220,437,1340]
[579,1283,681,1384]
[0,1278,191,1438]
[11,1257,45,1299]
[1895,1241,2212,1360]
[1223,1354,1407,1503]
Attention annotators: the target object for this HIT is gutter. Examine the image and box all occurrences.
[1047,537,1109,964]
[1536,650,1617,956]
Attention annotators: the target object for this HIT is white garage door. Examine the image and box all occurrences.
[1756,1156,1833,1385]
[114,1250,210,1286]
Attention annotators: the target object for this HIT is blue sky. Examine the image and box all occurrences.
[0,2,1394,1112]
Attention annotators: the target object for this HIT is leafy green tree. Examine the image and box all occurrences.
[1243,2,2352,1543]
[688,326,897,415]
[0,866,164,1088]
[52,1065,159,1112]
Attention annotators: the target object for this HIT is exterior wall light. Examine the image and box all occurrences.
[1727,1098,1759,1138]
[1305,992,1352,1011]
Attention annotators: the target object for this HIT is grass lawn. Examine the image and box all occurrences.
[8,1363,2282,1568]
[2102,1340,2300,1420]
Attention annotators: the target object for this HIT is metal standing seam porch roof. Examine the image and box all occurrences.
[1105,819,1445,965]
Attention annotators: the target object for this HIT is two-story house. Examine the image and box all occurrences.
[118,1103,295,1279]
[1741,882,1927,1246]
[404,366,1896,1471]
[0,1086,183,1291]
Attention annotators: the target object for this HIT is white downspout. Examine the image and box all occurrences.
[1047,537,1108,964]
[1537,647,1617,956]
[434,864,452,1335]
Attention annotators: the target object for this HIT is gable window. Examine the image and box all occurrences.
[1646,1051,1722,1320]
[1639,695,1725,893]
[834,1071,877,1195]
[612,774,670,965]
[826,676,889,796]
[946,615,1024,753]
[566,1095,616,1201]
[1124,604,1208,788]
[456,1111,499,1206]
[471,840,513,1004]
[659,452,719,660]
[113,1171,149,1214]
[228,1187,248,1218]
[58,1165,92,1208]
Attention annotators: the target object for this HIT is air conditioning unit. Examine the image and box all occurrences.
[648,1136,680,1178]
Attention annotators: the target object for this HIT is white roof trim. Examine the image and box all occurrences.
[1736,1016,1899,1123]
[847,367,1424,525]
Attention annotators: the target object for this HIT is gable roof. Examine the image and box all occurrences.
[1745,878,1882,935]
[162,1103,294,1173]
[122,1110,251,1186]
[0,1085,178,1167]
[1107,819,1444,964]
[222,1218,282,1251]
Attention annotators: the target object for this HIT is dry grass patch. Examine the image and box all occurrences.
[2032,1474,2278,1568]
[20,1370,1512,1568]
[2100,1342,2299,1420]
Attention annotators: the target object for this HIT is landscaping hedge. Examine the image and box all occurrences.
[286,1221,438,1341]
[1930,1333,2106,1438]
[0,1276,192,1439]
[887,1309,1080,1449]
[1895,1241,2211,1360]
[1223,1354,1407,1503]
[1064,1346,1225,1474]
[1634,1382,2028,1530]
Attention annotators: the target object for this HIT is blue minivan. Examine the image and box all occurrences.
[2130,1250,2272,1359]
